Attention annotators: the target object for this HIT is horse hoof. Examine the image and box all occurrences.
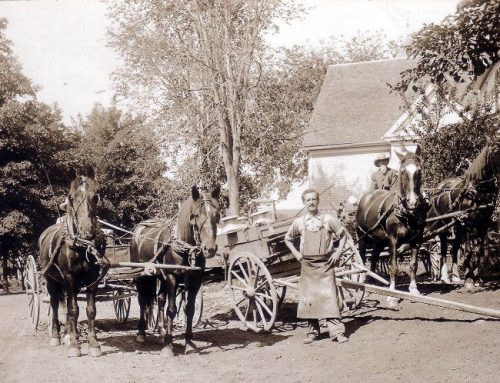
[49,337,61,346]
[440,276,452,285]
[68,347,81,358]
[160,346,175,357]
[474,279,485,288]
[63,334,71,346]
[409,287,420,296]
[90,347,102,357]
[136,334,147,343]
[464,281,475,291]
[184,341,197,355]
[386,297,399,310]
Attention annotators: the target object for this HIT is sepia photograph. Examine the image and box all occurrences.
[0,0,498,382]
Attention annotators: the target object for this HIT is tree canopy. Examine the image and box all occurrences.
[0,18,77,279]
[397,0,499,91]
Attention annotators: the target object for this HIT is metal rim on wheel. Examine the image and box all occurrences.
[228,252,277,333]
[25,254,40,330]
[113,290,131,324]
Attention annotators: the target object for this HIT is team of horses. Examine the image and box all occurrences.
[37,138,500,357]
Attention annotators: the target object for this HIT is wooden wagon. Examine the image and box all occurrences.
[215,200,500,333]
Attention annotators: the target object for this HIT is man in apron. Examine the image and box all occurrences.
[284,189,348,344]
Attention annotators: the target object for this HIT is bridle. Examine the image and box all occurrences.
[190,197,219,247]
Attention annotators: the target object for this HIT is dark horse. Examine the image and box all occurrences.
[38,168,105,357]
[130,185,220,356]
[427,138,500,289]
[356,150,429,307]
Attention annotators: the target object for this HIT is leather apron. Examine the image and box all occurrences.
[297,216,341,319]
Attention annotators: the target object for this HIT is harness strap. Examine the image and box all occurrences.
[40,226,65,276]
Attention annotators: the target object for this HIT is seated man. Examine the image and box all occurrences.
[371,153,398,190]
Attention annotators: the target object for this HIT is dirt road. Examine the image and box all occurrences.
[1,280,499,383]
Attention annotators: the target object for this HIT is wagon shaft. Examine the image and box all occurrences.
[339,279,500,319]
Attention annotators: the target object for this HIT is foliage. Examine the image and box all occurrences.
[397,0,499,91]
[74,104,169,228]
[108,0,401,210]
[401,85,499,186]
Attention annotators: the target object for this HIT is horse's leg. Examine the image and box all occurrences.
[65,279,81,357]
[450,232,463,283]
[439,233,451,284]
[386,236,399,309]
[157,276,167,338]
[86,284,102,357]
[408,244,420,295]
[46,279,62,346]
[357,229,367,265]
[370,241,385,275]
[135,277,150,343]
[161,273,177,357]
[463,233,475,290]
[184,273,202,354]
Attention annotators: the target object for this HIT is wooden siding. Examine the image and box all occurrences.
[308,144,390,212]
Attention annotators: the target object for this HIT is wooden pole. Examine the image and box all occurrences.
[339,279,500,319]
[106,261,201,271]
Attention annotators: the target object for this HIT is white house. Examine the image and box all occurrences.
[304,58,500,213]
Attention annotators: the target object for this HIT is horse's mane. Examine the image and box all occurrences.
[464,145,491,185]
[176,196,195,243]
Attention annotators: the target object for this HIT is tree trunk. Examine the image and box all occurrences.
[2,250,9,293]
[227,162,240,216]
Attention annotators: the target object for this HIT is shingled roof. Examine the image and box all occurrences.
[304,58,417,149]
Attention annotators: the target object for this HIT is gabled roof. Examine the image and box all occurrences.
[304,58,417,149]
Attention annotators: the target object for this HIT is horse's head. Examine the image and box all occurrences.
[396,150,423,211]
[189,185,221,258]
[60,167,100,240]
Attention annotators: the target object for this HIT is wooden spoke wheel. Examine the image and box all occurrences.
[113,291,131,324]
[25,254,40,330]
[337,240,366,312]
[228,252,277,333]
[174,286,204,329]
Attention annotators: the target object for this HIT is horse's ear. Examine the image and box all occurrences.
[414,144,422,157]
[85,166,95,180]
[191,185,200,201]
[395,150,405,161]
[68,168,77,181]
[59,197,69,211]
[212,184,221,199]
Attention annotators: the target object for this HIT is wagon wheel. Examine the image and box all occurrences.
[174,286,204,329]
[146,279,160,332]
[25,254,40,330]
[228,252,277,333]
[113,291,131,324]
[337,240,366,312]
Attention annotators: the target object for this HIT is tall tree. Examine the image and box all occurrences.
[0,18,77,289]
[108,0,301,215]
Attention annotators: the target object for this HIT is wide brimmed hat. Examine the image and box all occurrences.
[374,153,390,167]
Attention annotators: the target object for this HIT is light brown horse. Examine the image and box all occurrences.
[39,168,105,357]
[130,185,220,356]
[356,150,429,307]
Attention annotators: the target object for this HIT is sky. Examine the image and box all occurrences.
[1,0,459,125]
